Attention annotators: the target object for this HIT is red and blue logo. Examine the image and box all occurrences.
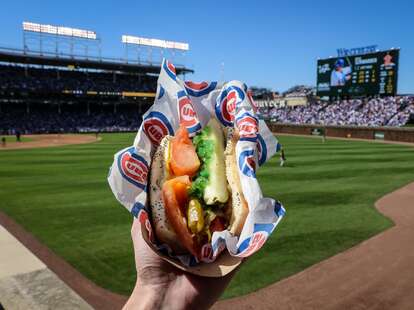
[163,60,177,81]
[236,112,258,142]
[215,86,245,127]
[236,223,274,257]
[177,90,201,135]
[256,134,268,166]
[184,81,217,97]
[238,148,256,178]
[117,147,149,190]
[143,111,174,146]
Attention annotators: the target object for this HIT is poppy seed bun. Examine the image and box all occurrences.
[149,136,186,253]
[149,125,249,256]
[225,128,249,236]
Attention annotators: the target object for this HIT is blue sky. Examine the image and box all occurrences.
[0,0,413,93]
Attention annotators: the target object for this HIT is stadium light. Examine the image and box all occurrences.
[23,21,97,40]
[122,35,189,51]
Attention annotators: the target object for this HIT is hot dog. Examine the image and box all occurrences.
[149,118,248,259]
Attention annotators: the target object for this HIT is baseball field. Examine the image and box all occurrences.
[1,133,414,299]
[2,136,32,143]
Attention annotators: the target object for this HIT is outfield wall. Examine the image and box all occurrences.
[268,123,414,143]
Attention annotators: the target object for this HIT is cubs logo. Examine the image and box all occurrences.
[236,223,274,257]
[215,86,245,127]
[118,147,149,190]
[238,149,256,178]
[256,134,268,166]
[184,81,217,97]
[143,111,174,146]
[163,60,176,81]
[177,90,201,134]
[236,113,258,141]
[236,232,267,257]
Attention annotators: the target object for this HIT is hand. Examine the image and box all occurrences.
[123,217,237,310]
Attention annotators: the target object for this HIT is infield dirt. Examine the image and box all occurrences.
[213,182,414,310]
[0,134,98,150]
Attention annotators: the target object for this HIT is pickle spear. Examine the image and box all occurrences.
[190,118,229,205]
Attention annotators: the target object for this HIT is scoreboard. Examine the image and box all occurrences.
[316,49,399,97]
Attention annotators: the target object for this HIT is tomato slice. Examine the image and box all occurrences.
[172,181,189,213]
[162,176,199,258]
[170,125,200,177]
[210,217,226,233]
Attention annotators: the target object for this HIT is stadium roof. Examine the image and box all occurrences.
[0,47,193,75]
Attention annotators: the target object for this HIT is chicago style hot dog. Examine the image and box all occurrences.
[149,118,248,259]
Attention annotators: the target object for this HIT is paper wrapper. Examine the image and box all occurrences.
[108,59,285,277]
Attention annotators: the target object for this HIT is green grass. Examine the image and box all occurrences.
[1,136,33,143]
[0,134,413,298]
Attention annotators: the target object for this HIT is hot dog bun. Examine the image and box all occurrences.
[149,123,249,257]
[149,136,186,253]
[225,128,249,236]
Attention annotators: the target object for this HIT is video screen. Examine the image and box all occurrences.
[316,49,399,97]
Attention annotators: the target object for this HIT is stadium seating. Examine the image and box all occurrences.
[0,63,156,134]
[267,97,414,127]
[0,64,157,95]
[1,63,413,134]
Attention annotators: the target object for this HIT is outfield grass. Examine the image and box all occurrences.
[0,134,413,298]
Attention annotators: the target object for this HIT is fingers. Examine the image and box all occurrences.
[131,216,147,248]
[131,216,141,237]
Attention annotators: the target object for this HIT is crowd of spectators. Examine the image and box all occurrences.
[0,107,143,134]
[2,96,413,135]
[0,65,157,95]
[1,65,413,133]
[267,97,414,127]
[283,85,314,98]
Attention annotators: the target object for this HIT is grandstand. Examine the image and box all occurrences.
[253,46,414,129]
[0,47,193,134]
[261,97,414,127]
[253,85,414,129]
